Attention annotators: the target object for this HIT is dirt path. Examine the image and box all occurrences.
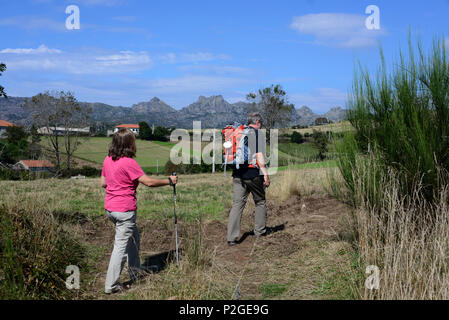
[80,193,353,300]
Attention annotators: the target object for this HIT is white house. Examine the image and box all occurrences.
[37,126,91,135]
[114,124,139,135]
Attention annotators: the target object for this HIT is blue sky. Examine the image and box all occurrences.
[1,0,449,113]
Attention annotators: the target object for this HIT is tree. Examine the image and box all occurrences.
[153,126,170,141]
[315,117,329,126]
[291,131,304,144]
[29,124,42,160]
[138,121,153,140]
[312,130,328,161]
[23,91,91,173]
[247,84,295,129]
[5,126,28,145]
[0,63,7,98]
[0,126,29,164]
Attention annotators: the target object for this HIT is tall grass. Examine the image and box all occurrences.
[333,34,449,299]
[0,204,87,299]
[348,162,449,299]
[343,36,449,207]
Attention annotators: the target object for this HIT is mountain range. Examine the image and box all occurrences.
[0,95,347,128]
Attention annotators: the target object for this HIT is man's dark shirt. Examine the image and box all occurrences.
[232,127,266,180]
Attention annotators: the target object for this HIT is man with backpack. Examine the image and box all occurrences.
[226,113,271,246]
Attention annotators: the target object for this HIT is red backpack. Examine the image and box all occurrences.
[222,123,259,169]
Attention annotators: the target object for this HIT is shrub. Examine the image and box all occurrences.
[164,160,224,175]
[0,205,86,299]
[291,131,304,144]
[312,130,328,161]
[0,168,34,181]
[61,166,101,178]
[338,36,449,209]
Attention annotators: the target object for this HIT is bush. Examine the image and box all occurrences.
[0,168,34,181]
[291,131,304,144]
[312,130,328,161]
[0,205,86,299]
[338,36,449,209]
[61,166,101,178]
[164,160,224,175]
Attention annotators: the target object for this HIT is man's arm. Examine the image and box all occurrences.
[256,152,270,187]
[138,174,178,187]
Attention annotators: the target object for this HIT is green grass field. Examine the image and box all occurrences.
[72,137,175,172]
[283,121,353,135]
[60,136,339,174]
[278,142,320,164]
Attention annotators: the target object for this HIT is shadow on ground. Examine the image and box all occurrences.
[141,249,181,273]
[237,223,287,244]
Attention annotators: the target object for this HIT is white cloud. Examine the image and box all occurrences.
[95,51,151,67]
[290,13,386,48]
[290,88,348,113]
[1,47,153,74]
[0,45,62,54]
[159,52,230,64]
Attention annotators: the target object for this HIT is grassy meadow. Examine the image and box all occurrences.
[0,166,358,300]
[73,138,175,172]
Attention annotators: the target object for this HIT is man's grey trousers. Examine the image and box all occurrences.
[105,210,141,294]
[227,177,267,242]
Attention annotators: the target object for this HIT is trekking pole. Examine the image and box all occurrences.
[171,172,179,266]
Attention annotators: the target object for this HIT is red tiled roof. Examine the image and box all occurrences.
[115,124,140,129]
[0,120,16,127]
[20,160,55,168]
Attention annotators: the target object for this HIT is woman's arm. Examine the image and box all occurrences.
[101,176,107,188]
[138,174,178,187]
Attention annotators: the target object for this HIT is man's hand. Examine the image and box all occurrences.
[264,175,270,188]
[169,175,178,185]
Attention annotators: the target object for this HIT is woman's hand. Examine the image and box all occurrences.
[169,175,178,185]
[101,176,107,188]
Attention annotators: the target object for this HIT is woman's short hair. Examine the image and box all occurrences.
[248,113,263,125]
[108,128,137,161]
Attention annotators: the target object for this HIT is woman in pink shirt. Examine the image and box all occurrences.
[101,128,177,294]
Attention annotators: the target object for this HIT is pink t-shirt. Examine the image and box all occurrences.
[102,156,145,212]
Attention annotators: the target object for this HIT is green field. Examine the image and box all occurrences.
[73,138,175,172]
[68,136,338,173]
[283,121,353,135]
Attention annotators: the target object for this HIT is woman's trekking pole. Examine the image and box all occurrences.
[170,172,179,266]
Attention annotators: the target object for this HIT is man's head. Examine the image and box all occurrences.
[248,113,263,129]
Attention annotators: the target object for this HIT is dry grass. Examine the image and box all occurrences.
[130,222,234,300]
[1,166,356,300]
[267,167,334,202]
[348,169,449,299]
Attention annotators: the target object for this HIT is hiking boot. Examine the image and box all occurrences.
[105,283,131,295]
[228,241,238,247]
[257,227,273,238]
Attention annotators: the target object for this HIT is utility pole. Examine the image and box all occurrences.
[212,129,216,173]
[156,160,159,176]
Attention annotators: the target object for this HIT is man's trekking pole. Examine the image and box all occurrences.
[170,172,179,266]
